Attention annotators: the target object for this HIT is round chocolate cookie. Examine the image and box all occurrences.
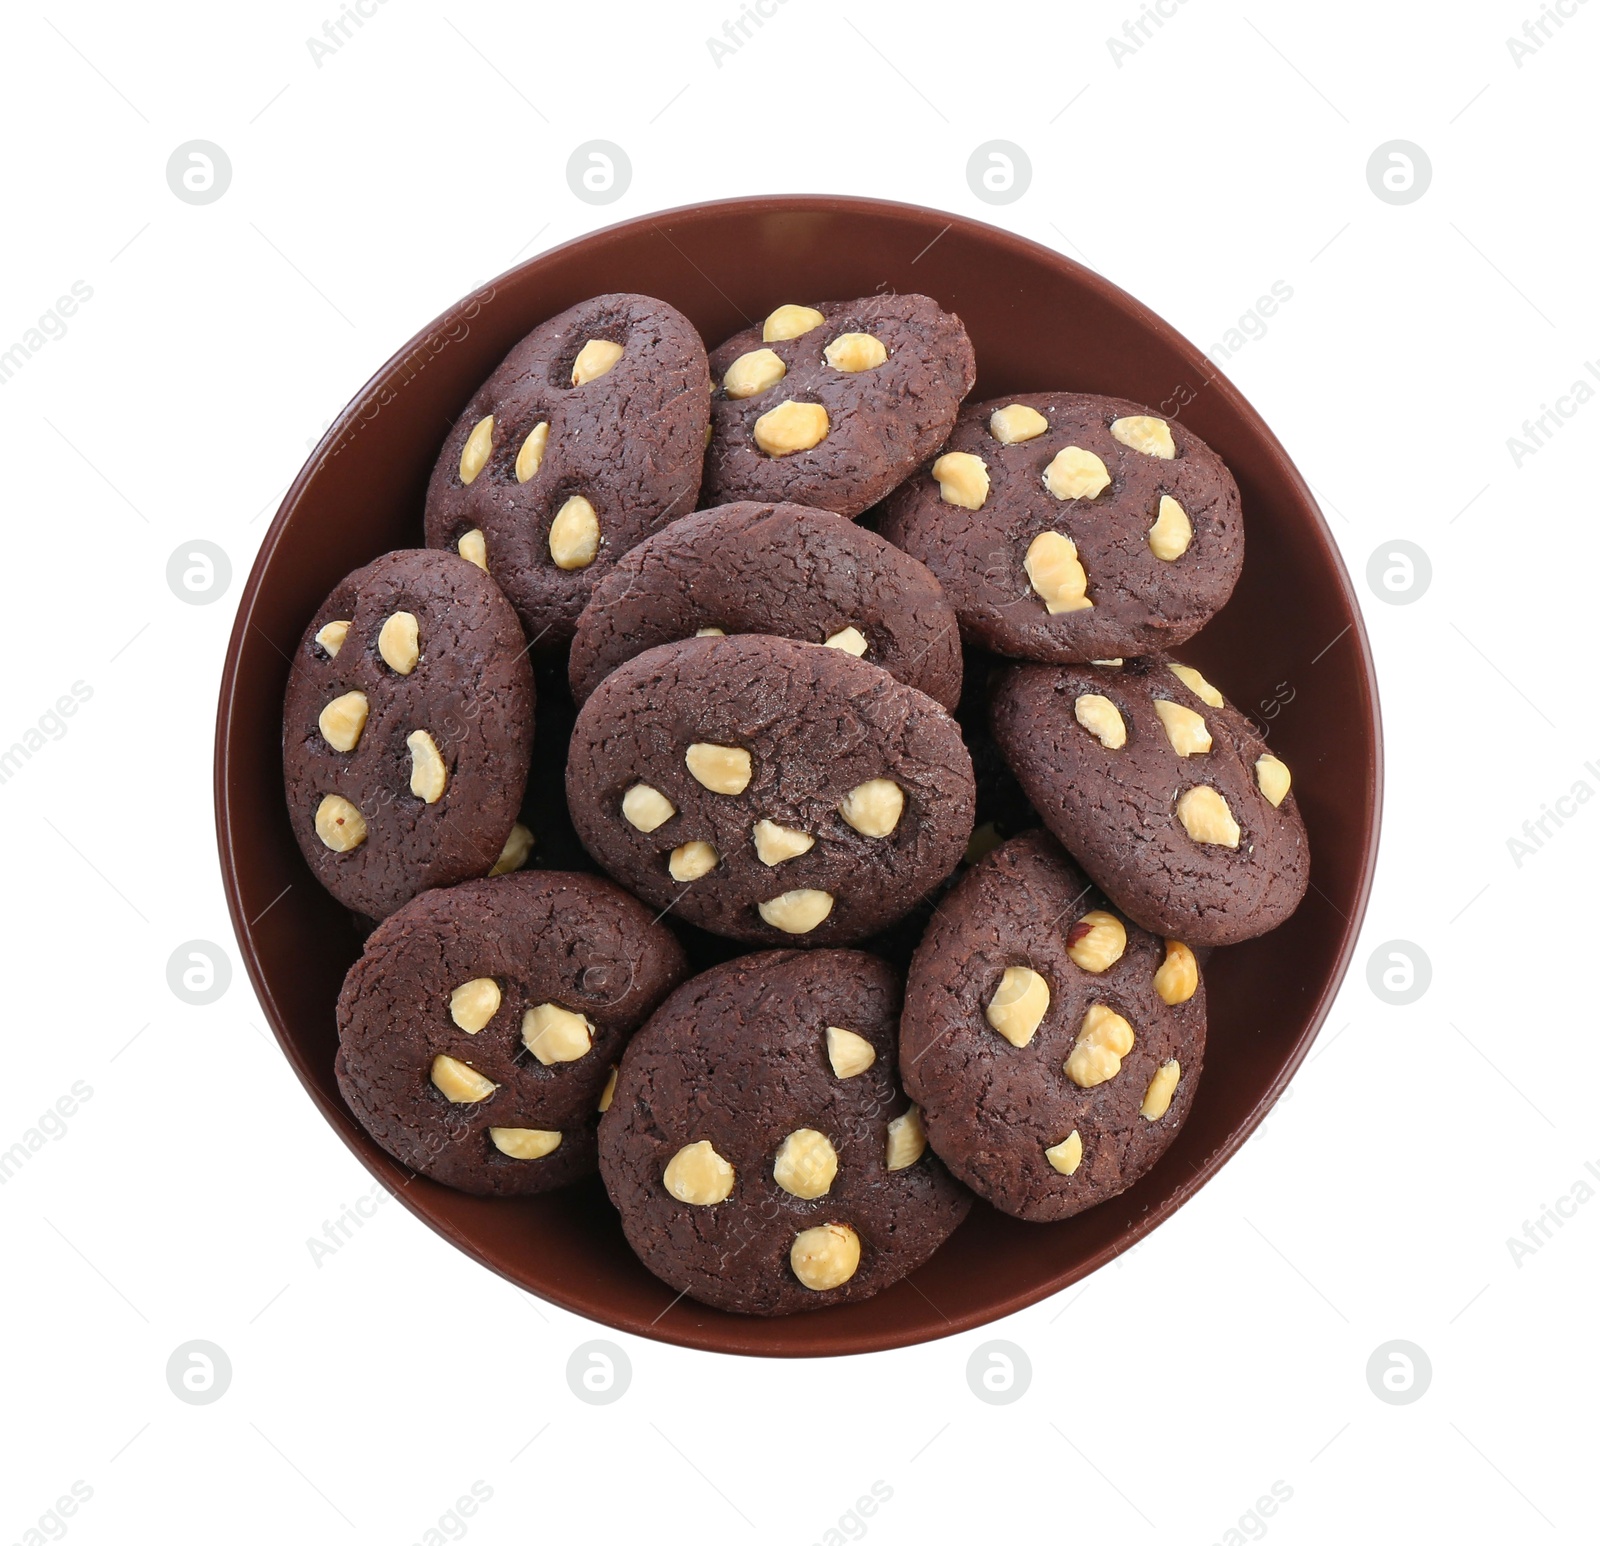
[989,656,1309,946]
[423,292,710,649]
[901,829,1206,1221]
[701,294,975,519]
[879,392,1243,661]
[599,949,972,1315]
[282,549,536,920]
[567,500,962,708]
[566,634,976,945]
[335,872,687,1196]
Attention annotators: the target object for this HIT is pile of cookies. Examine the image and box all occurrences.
[281,289,1309,1317]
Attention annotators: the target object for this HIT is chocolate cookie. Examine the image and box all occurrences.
[598,949,972,1315]
[567,500,962,708]
[701,295,975,518]
[879,392,1243,661]
[901,830,1206,1221]
[282,549,536,920]
[566,634,976,945]
[335,872,687,1196]
[989,656,1308,945]
[423,293,709,649]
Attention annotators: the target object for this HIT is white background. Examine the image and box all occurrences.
[2,1,1595,1541]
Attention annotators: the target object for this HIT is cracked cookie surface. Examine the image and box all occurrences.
[880,392,1243,661]
[599,949,971,1315]
[282,548,535,920]
[989,655,1309,945]
[901,829,1206,1221]
[335,872,686,1196]
[423,292,709,649]
[702,294,975,518]
[567,500,962,708]
[566,634,976,946]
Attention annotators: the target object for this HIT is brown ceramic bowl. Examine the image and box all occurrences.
[215,195,1381,1357]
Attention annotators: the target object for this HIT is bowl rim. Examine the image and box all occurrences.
[215,191,1383,1356]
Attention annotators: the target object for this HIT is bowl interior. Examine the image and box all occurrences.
[215,195,1380,1357]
